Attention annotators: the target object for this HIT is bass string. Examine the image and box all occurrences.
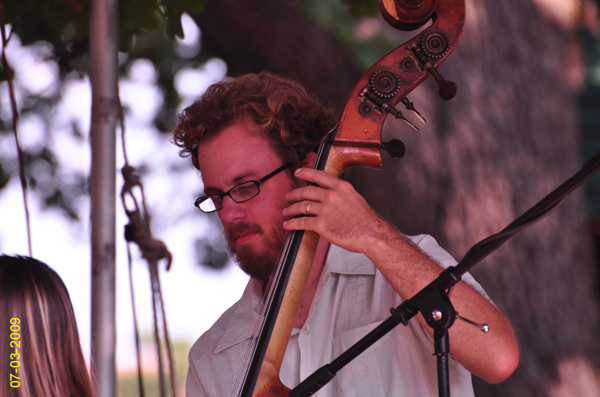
[231,133,333,396]
[230,231,297,396]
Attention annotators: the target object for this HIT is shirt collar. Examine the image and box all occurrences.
[213,245,375,353]
[214,277,264,353]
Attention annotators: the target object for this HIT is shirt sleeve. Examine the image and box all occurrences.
[408,234,494,304]
[186,352,209,397]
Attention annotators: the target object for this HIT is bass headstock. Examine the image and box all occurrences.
[331,0,465,170]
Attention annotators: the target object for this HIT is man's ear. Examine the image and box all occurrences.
[302,152,317,169]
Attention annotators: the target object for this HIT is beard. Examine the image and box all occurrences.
[224,175,302,282]
[225,218,289,282]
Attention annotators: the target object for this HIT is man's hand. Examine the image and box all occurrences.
[282,167,520,384]
[282,167,396,256]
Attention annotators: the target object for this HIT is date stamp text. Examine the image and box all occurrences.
[8,318,21,388]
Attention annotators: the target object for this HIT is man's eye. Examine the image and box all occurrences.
[235,183,257,197]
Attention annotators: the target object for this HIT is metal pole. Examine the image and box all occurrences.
[89,0,119,394]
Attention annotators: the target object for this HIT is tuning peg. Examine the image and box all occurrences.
[380,139,406,159]
[427,66,457,101]
[379,103,419,131]
[401,97,426,124]
[456,312,489,333]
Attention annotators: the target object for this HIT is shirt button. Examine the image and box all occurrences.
[302,327,310,335]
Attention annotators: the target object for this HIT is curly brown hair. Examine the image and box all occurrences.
[172,72,335,169]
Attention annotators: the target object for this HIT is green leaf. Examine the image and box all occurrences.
[0,164,9,191]
[159,0,206,39]
[340,0,379,18]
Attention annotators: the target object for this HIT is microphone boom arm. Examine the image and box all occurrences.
[290,150,600,397]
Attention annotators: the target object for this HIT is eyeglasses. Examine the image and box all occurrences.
[194,162,294,213]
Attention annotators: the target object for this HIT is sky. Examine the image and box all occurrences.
[0,15,250,373]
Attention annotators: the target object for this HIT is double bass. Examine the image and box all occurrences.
[237,0,466,395]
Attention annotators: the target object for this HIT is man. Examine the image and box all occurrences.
[173,72,519,396]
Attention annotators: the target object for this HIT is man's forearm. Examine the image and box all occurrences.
[364,230,520,383]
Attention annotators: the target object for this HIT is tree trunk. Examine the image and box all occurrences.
[193,0,600,395]
[190,0,363,112]
[351,0,600,395]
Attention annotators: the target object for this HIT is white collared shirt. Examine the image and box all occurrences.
[187,234,487,396]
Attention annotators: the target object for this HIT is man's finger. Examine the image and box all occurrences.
[294,167,339,188]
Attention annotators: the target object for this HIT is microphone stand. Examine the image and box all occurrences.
[290,150,600,397]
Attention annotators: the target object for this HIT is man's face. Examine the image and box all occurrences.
[196,119,297,281]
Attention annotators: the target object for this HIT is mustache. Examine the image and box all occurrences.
[227,223,263,242]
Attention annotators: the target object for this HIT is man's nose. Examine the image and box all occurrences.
[218,195,247,223]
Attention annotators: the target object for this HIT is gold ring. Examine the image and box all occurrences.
[306,201,311,216]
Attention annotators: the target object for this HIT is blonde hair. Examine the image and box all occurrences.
[0,255,94,397]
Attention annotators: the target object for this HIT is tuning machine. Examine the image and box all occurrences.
[358,69,426,130]
[401,97,426,124]
[380,139,406,159]
[406,30,458,101]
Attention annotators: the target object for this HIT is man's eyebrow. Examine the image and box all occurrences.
[203,170,258,194]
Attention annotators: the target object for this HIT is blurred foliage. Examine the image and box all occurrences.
[0,0,384,220]
[0,164,9,190]
[0,0,208,224]
[342,0,379,18]
[299,0,406,70]
[194,238,229,270]
[3,0,206,51]
[0,0,388,269]
[4,0,598,265]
